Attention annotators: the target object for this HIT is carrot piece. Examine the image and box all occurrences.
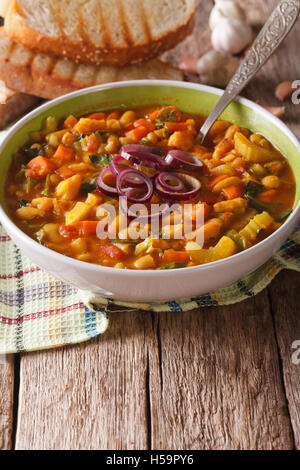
[126,126,149,142]
[165,122,189,132]
[148,110,161,122]
[133,119,155,132]
[80,221,99,237]
[107,111,121,120]
[53,144,74,163]
[222,184,243,200]
[99,245,125,261]
[87,135,99,152]
[27,156,56,179]
[87,112,106,120]
[210,175,228,189]
[162,250,191,265]
[257,189,277,203]
[56,165,75,180]
[63,115,78,129]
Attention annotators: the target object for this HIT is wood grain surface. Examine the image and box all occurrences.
[1,0,299,450]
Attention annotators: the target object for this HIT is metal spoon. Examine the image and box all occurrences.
[199,0,300,143]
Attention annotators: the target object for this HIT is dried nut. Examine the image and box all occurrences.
[275,81,293,101]
[209,0,246,31]
[257,102,285,118]
[178,57,199,74]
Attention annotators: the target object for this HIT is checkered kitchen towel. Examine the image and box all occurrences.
[0,222,299,354]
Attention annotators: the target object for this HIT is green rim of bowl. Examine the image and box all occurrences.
[0,82,299,209]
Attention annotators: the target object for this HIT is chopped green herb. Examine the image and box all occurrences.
[80,179,97,195]
[157,262,187,270]
[245,194,281,214]
[89,153,113,165]
[24,145,41,160]
[245,181,265,198]
[17,199,28,207]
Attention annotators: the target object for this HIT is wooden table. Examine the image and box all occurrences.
[1,0,299,450]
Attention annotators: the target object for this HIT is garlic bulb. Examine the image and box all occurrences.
[209,1,246,30]
[196,50,239,88]
[211,17,252,55]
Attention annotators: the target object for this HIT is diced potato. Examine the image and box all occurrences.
[168,131,194,151]
[56,174,82,200]
[65,202,91,225]
[234,132,279,163]
[42,223,62,243]
[213,198,248,213]
[85,193,103,207]
[74,118,107,135]
[186,236,237,264]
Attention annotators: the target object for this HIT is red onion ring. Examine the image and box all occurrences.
[97,167,118,197]
[155,172,202,201]
[117,169,154,203]
[156,172,185,192]
[120,144,166,169]
[165,150,204,170]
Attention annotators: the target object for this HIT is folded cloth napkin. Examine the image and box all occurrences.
[0,223,299,354]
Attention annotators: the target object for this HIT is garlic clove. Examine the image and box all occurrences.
[178,57,199,74]
[275,81,294,101]
[211,17,253,55]
[257,102,285,118]
[209,0,246,31]
[196,50,239,88]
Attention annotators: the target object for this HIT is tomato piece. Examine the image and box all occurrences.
[80,221,99,237]
[59,225,78,240]
[162,250,191,265]
[99,245,125,261]
[126,126,149,142]
[222,184,243,200]
[165,122,188,132]
[56,165,75,180]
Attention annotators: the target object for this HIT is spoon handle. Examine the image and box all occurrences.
[199,0,300,143]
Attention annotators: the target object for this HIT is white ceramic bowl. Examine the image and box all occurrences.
[0,80,299,302]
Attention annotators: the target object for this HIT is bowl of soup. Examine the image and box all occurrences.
[0,80,299,302]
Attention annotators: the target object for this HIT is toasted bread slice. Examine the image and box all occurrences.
[4,0,195,66]
[0,30,184,99]
[0,0,9,17]
[0,80,39,129]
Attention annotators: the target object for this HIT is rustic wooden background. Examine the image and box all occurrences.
[0,0,299,450]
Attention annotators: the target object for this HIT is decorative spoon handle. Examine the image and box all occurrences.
[199,0,300,143]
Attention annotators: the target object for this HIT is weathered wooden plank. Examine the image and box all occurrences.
[268,271,300,449]
[149,291,294,450]
[15,311,152,450]
[0,354,15,450]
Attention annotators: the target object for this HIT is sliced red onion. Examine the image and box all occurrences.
[117,169,154,203]
[155,172,201,201]
[156,172,185,192]
[120,144,166,169]
[97,167,118,197]
[165,150,204,170]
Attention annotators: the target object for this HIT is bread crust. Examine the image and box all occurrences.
[5,1,195,66]
[0,31,184,100]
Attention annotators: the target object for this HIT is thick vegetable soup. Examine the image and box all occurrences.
[5,106,295,270]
